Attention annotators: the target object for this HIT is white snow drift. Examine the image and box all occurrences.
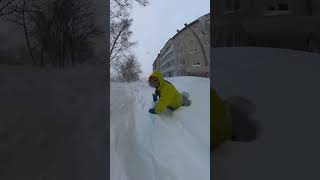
[110,77,210,180]
[0,65,107,180]
[212,47,320,180]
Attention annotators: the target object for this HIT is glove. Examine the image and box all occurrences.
[149,108,157,114]
[152,93,158,102]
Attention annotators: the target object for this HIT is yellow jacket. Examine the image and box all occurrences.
[211,88,233,150]
[150,71,183,113]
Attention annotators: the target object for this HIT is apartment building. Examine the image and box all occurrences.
[153,13,210,77]
[213,0,320,52]
[153,53,160,71]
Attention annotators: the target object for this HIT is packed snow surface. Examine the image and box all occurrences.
[110,77,210,180]
[212,47,320,180]
[0,65,107,180]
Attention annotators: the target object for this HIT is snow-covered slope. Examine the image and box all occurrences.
[111,77,210,180]
[212,47,320,180]
[0,65,107,180]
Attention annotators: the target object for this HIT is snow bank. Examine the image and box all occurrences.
[111,76,210,180]
[0,65,107,180]
[212,47,320,180]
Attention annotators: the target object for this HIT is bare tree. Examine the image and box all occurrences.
[118,55,142,82]
[5,0,38,64]
[0,0,17,17]
[110,0,148,69]
[110,18,135,67]
[110,0,148,20]
[7,0,104,67]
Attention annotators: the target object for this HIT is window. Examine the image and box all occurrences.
[180,59,185,65]
[264,0,291,16]
[226,32,233,46]
[216,31,224,46]
[226,0,232,11]
[278,3,288,10]
[225,0,240,12]
[266,5,276,11]
[235,0,240,10]
[193,62,201,66]
[225,32,239,47]
[181,70,186,76]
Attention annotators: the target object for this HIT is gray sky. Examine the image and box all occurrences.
[130,0,210,79]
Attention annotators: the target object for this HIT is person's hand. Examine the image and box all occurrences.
[149,108,157,114]
[152,94,158,102]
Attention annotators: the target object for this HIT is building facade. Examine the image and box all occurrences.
[153,53,160,71]
[213,0,320,52]
[159,39,177,77]
[153,13,210,77]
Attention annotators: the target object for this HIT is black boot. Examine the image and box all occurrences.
[167,106,176,111]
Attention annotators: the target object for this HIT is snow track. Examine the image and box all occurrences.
[111,77,210,180]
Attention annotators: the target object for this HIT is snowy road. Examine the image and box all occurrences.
[110,77,210,180]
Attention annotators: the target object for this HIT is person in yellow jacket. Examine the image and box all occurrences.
[211,88,259,151]
[148,71,191,114]
[211,88,233,150]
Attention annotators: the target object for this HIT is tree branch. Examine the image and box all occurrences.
[110,22,126,56]
[0,0,15,12]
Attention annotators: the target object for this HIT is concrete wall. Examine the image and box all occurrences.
[213,0,320,53]
[154,14,210,77]
[174,25,209,76]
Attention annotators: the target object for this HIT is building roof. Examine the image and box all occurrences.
[152,13,210,65]
[160,38,173,55]
[172,13,210,40]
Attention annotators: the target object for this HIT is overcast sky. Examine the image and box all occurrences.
[130,0,210,79]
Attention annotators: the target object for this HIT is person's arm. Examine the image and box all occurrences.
[155,88,174,113]
[152,89,160,102]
